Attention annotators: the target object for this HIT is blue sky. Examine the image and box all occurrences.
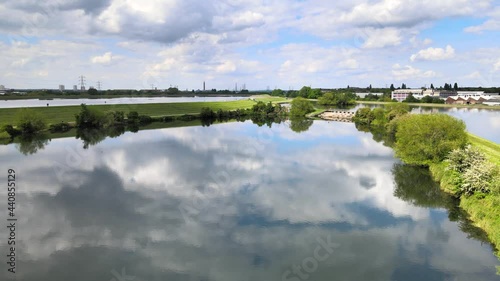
[0,0,499,90]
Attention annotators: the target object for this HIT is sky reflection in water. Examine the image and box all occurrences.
[0,120,498,281]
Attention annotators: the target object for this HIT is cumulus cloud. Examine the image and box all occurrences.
[392,64,437,80]
[410,45,455,62]
[362,28,402,48]
[91,52,118,64]
[464,7,500,33]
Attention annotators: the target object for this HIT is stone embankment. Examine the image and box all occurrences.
[318,111,354,122]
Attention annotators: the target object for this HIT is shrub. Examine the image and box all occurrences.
[395,114,468,165]
[127,111,139,122]
[138,115,153,124]
[447,145,485,173]
[16,108,47,135]
[111,111,125,123]
[200,107,216,119]
[2,125,20,138]
[353,107,374,125]
[49,122,72,133]
[290,97,314,117]
[75,104,111,128]
[462,161,498,195]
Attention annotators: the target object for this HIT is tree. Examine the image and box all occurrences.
[271,89,284,96]
[88,88,98,95]
[290,97,314,117]
[289,117,313,133]
[75,104,111,128]
[401,83,407,89]
[430,83,434,89]
[402,94,420,103]
[15,108,47,135]
[395,114,468,165]
[298,86,312,98]
[390,84,395,91]
[453,82,458,91]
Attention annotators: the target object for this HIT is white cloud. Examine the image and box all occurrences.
[91,52,117,64]
[410,45,455,62]
[362,28,402,49]
[464,7,500,33]
[392,64,437,80]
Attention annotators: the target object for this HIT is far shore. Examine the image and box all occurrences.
[357,101,500,110]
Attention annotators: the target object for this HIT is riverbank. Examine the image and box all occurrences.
[357,101,500,110]
[0,96,286,125]
[429,134,500,264]
[0,93,255,100]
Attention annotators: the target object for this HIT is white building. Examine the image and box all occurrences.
[356,92,383,99]
[59,85,65,91]
[391,89,423,102]
[0,85,5,91]
[73,85,78,91]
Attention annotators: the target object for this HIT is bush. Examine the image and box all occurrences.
[395,114,468,165]
[49,122,72,133]
[2,125,21,138]
[127,111,139,122]
[111,111,125,123]
[138,115,153,124]
[290,97,314,117]
[461,161,498,195]
[75,104,111,128]
[200,107,216,119]
[16,108,47,135]
[447,145,485,173]
[353,107,374,125]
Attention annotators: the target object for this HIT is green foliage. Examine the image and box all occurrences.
[447,145,499,196]
[200,107,216,120]
[289,117,313,133]
[49,122,72,133]
[395,114,468,165]
[318,92,356,106]
[75,104,112,129]
[290,97,314,117]
[127,111,139,122]
[87,88,99,95]
[15,108,47,135]
[2,125,21,138]
[421,95,445,104]
[111,111,125,123]
[385,103,410,121]
[138,115,153,124]
[402,94,420,103]
[352,107,374,125]
[271,89,284,96]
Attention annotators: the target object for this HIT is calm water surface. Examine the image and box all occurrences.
[0,96,247,108]
[0,120,498,280]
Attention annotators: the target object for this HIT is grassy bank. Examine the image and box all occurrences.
[357,101,500,110]
[430,134,500,261]
[0,96,285,125]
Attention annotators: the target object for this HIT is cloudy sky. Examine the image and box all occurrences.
[0,0,499,90]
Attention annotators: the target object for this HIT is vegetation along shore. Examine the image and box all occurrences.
[352,104,500,271]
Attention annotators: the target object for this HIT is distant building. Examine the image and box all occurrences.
[0,85,5,91]
[446,96,488,105]
[59,85,65,91]
[356,92,383,99]
[391,89,423,102]
[73,85,78,91]
[484,99,500,106]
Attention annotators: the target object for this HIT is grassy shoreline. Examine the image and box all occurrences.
[430,134,500,263]
[0,96,286,125]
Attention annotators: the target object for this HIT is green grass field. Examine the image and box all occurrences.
[468,133,500,166]
[0,96,286,125]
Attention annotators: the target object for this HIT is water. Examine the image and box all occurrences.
[0,96,247,108]
[0,120,498,280]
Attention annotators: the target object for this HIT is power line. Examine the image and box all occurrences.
[78,75,86,91]
[97,81,102,91]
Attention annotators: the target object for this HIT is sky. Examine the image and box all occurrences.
[0,0,499,90]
